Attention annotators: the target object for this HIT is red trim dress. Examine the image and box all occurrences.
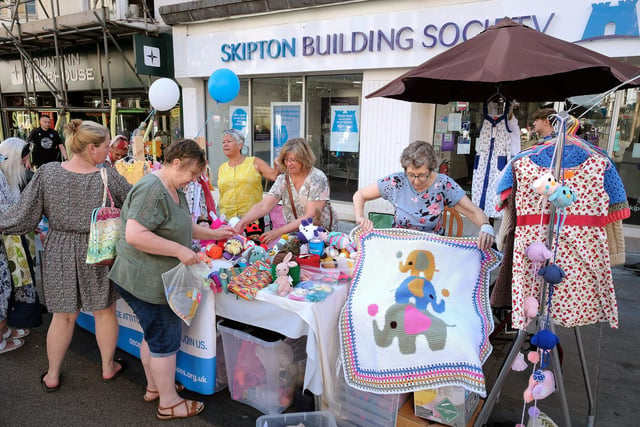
[511,155,618,329]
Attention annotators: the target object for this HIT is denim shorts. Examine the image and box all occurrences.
[115,285,182,357]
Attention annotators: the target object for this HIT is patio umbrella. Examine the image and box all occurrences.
[367,18,640,104]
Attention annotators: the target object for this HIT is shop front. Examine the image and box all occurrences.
[0,46,180,149]
[168,0,640,235]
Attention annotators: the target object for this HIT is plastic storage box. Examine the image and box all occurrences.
[329,367,409,427]
[256,411,337,427]
[218,319,307,414]
[214,330,227,392]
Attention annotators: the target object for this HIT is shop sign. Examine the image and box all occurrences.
[176,0,640,77]
[8,53,94,86]
[0,50,144,93]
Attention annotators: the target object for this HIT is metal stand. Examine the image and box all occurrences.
[475,112,596,426]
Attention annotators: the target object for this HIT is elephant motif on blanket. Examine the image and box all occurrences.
[398,249,438,280]
[369,302,454,355]
[394,276,446,313]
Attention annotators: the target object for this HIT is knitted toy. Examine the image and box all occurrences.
[199,213,228,248]
[531,173,559,197]
[223,235,246,262]
[242,245,268,265]
[274,252,297,297]
[316,230,357,258]
[296,217,323,244]
[244,221,264,246]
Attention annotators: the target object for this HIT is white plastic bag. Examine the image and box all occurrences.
[162,262,211,326]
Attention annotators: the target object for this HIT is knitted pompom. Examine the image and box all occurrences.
[531,330,559,350]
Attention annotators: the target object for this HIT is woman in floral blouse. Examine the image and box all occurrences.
[353,140,494,251]
[235,138,338,244]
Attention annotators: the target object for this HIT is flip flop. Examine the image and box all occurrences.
[0,337,24,354]
[41,371,60,392]
[2,327,30,340]
[103,358,127,383]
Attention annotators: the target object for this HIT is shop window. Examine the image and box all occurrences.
[251,77,303,167]
[432,101,551,196]
[305,74,362,202]
[612,88,640,225]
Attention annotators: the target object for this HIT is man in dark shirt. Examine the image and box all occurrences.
[28,115,67,168]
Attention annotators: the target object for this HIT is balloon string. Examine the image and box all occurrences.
[142,108,155,125]
[142,112,155,143]
[196,110,217,138]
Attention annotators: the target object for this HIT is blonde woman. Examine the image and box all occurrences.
[0,138,33,353]
[235,138,339,243]
[0,120,131,390]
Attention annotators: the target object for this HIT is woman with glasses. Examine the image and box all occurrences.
[235,138,339,244]
[217,129,278,225]
[353,140,494,251]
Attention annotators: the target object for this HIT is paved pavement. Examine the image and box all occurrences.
[1,236,638,426]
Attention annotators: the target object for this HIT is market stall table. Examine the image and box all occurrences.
[77,259,349,404]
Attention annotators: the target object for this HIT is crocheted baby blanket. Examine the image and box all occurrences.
[339,228,502,396]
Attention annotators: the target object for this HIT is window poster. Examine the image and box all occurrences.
[271,102,303,165]
[229,106,250,146]
[448,112,462,132]
[457,136,471,154]
[435,115,448,133]
[441,133,455,151]
[330,106,360,152]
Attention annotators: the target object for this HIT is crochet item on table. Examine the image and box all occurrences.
[339,227,502,397]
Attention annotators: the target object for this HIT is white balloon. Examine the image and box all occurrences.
[149,78,180,111]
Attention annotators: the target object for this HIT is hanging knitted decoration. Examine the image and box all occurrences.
[548,185,578,230]
[537,264,565,285]
[526,242,552,279]
[531,172,559,197]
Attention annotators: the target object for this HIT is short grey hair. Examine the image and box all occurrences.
[400,140,438,170]
[223,129,245,145]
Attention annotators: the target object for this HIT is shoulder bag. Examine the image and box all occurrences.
[285,173,333,231]
[86,168,121,266]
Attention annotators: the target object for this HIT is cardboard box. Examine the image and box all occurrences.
[413,387,480,427]
[397,396,483,427]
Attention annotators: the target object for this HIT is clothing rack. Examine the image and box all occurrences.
[475,111,595,427]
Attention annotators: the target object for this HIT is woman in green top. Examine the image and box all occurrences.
[109,139,234,420]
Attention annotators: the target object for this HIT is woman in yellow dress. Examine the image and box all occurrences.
[217,129,277,228]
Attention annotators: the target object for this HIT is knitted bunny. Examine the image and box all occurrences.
[275,252,297,297]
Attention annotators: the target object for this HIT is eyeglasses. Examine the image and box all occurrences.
[284,157,300,164]
[406,172,430,182]
[222,129,244,143]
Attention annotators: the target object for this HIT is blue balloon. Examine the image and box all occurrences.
[207,69,240,104]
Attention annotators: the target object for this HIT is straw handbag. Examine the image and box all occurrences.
[86,168,121,266]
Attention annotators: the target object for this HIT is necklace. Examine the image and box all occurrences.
[227,155,245,167]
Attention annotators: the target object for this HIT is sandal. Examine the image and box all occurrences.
[0,337,24,354]
[143,382,186,403]
[2,327,30,340]
[157,399,204,420]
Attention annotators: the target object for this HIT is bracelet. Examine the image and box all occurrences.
[480,223,495,237]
